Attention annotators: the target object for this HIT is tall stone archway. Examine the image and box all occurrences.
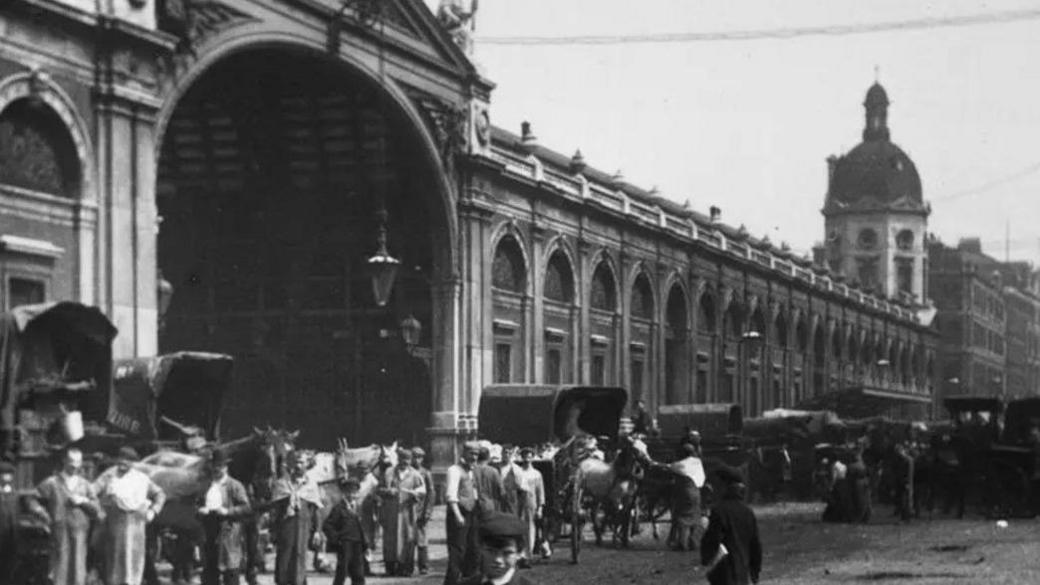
[155,47,454,448]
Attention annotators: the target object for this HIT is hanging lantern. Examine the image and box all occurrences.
[157,271,174,319]
[368,207,399,307]
[400,314,422,347]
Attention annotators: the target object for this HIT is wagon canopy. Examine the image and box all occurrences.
[0,302,117,454]
[110,352,234,440]
[656,403,744,439]
[794,386,931,419]
[478,385,628,445]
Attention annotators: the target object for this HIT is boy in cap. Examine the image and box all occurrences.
[323,478,366,585]
[515,447,545,566]
[411,447,434,575]
[462,511,538,585]
[700,466,762,585]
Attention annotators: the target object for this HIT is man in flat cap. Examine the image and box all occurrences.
[34,447,101,585]
[444,441,480,585]
[700,466,761,585]
[95,446,166,585]
[380,448,425,576]
[461,511,539,585]
[0,460,19,582]
[323,478,366,585]
[411,447,434,575]
[198,450,252,585]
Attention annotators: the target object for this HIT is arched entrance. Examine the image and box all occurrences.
[155,47,450,448]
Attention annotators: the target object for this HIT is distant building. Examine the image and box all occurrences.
[927,237,1040,401]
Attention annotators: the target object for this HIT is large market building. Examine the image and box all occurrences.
[0,0,936,475]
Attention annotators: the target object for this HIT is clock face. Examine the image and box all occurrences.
[858,228,878,250]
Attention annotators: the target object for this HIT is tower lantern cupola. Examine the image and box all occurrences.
[863,82,890,142]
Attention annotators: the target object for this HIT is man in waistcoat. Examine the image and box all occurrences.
[443,441,480,585]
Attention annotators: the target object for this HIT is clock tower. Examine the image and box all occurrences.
[821,82,930,303]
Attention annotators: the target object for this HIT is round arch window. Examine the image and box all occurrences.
[896,229,915,251]
[857,228,878,250]
[0,99,80,198]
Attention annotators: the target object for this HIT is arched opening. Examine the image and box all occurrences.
[492,236,526,293]
[0,98,81,198]
[629,273,654,404]
[772,311,789,408]
[721,302,744,403]
[746,307,767,415]
[900,344,911,385]
[664,284,689,405]
[0,97,84,307]
[812,324,826,395]
[491,235,527,384]
[696,293,716,403]
[542,249,574,384]
[794,317,808,404]
[588,260,617,385]
[847,329,860,377]
[156,49,448,447]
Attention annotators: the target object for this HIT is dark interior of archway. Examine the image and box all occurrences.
[156,49,438,448]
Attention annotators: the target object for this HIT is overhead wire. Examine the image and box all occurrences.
[479,8,1040,45]
[932,160,1040,202]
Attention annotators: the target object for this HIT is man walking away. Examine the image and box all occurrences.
[669,442,705,551]
[198,451,252,585]
[323,477,366,585]
[700,466,762,585]
[411,447,434,575]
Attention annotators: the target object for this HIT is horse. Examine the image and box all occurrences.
[128,426,298,585]
[573,435,645,550]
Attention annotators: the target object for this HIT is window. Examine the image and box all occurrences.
[590,263,616,311]
[696,368,708,403]
[720,371,734,402]
[545,348,562,384]
[630,358,644,401]
[896,229,915,251]
[8,277,44,309]
[897,258,914,295]
[495,343,512,384]
[591,354,605,386]
[0,100,80,197]
[544,252,574,303]
[748,377,760,417]
[856,256,880,291]
[857,228,878,250]
[492,237,525,292]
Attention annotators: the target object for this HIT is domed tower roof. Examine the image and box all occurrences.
[824,82,927,215]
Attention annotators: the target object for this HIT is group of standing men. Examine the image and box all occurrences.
[443,441,546,585]
[0,446,166,585]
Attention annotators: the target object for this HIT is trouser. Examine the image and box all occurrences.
[443,508,478,585]
[332,541,365,585]
[416,521,430,572]
[243,518,262,585]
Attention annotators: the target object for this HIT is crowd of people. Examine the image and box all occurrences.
[0,424,775,585]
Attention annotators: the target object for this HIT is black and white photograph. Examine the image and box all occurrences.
[2,0,1040,583]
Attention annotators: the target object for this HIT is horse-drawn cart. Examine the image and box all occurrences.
[478,384,628,564]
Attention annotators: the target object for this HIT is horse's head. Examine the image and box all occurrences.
[612,435,646,481]
[251,426,298,499]
[379,441,399,470]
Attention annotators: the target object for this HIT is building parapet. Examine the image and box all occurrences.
[480,139,921,324]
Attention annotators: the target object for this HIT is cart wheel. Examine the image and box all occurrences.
[570,483,583,564]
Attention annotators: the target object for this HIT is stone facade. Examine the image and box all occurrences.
[0,0,937,479]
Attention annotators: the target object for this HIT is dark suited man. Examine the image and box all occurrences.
[701,466,762,585]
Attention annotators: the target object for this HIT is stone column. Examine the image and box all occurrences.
[428,275,462,484]
[531,224,547,382]
[94,93,161,359]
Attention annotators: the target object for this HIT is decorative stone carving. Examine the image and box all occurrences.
[415,97,468,176]
[437,0,479,56]
[156,0,259,91]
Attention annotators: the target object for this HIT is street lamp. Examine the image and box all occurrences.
[368,204,400,307]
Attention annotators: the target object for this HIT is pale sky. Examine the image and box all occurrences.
[424,0,1040,264]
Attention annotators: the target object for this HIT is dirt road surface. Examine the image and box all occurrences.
[230,502,1040,584]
